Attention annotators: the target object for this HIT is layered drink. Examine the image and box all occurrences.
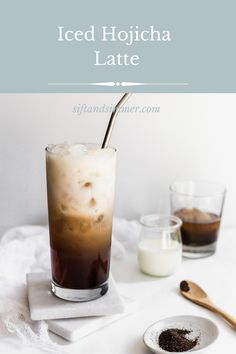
[46,143,116,301]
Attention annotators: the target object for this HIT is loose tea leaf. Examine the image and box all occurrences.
[180,280,190,292]
[158,328,199,352]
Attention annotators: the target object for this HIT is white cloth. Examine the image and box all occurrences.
[0,218,140,353]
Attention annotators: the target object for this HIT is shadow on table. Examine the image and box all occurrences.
[48,330,69,345]
[128,337,150,354]
[111,252,160,284]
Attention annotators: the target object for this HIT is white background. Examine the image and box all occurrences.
[0,93,235,227]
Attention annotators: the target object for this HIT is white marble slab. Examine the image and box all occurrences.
[27,272,125,321]
[47,296,137,341]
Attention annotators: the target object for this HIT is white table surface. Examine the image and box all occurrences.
[0,226,236,354]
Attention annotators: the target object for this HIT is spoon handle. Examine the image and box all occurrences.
[206,303,236,330]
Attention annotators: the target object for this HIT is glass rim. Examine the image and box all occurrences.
[140,214,182,231]
[45,142,117,154]
[169,180,226,199]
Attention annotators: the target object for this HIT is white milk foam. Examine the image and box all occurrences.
[46,143,116,216]
[47,143,114,156]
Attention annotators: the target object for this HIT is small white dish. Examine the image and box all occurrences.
[143,315,219,353]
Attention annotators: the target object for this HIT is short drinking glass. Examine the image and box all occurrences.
[138,214,182,277]
[170,180,226,258]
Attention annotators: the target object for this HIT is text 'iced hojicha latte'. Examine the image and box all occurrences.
[46,143,116,301]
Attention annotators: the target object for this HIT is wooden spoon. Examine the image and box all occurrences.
[180,280,236,330]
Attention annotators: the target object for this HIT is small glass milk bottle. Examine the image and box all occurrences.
[138,214,182,277]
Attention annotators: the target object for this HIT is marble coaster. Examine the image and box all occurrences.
[27,272,125,321]
[47,297,137,341]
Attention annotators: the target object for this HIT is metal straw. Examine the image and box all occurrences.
[101,93,132,148]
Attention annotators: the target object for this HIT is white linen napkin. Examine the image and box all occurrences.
[0,218,140,352]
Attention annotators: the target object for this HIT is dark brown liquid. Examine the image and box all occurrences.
[51,246,110,289]
[175,208,221,246]
[48,212,112,289]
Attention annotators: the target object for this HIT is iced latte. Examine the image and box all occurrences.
[46,143,116,301]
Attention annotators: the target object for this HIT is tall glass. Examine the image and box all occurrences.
[46,143,116,301]
[170,180,226,258]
